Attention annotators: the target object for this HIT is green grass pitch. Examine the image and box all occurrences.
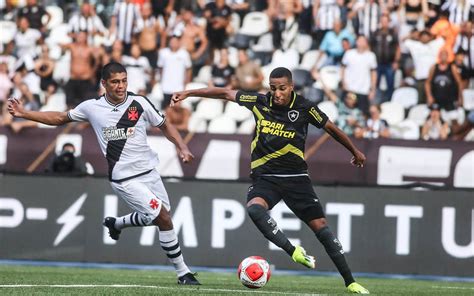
[0,265,473,295]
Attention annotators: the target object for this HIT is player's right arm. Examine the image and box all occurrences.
[171,87,238,106]
[7,98,71,126]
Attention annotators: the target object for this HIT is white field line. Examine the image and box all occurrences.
[431,286,474,290]
[0,284,324,295]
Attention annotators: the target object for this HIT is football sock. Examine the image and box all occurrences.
[159,229,191,277]
[114,212,147,230]
[247,204,296,256]
[315,226,355,287]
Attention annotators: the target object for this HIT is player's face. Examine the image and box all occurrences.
[269,77,294,106]
[103,72,128,102]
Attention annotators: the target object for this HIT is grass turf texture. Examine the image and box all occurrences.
[0,265,473,295]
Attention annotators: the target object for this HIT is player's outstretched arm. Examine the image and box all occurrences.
[7,98,71,126]
[171,87,238,106]
[159,120,194,163]
[323,120,366,167]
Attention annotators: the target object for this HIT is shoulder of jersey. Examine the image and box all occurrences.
[127,92,160,110]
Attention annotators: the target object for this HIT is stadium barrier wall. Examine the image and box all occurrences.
[0,175,473,277]
[0,127,473,188]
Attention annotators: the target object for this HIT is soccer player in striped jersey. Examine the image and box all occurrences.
[172,67,369,294]
[7,62,200,285]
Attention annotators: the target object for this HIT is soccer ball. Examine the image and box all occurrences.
[237,256,271,289]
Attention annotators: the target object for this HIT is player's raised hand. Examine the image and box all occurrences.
[171,91,189,107]
[351,150,366,168]
[7,97,25,118]
[178,146,194,163]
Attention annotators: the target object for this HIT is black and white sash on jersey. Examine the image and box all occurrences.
[106,100,145,182]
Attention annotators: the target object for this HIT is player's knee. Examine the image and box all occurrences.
[309,218,328,232]
[247,204,267,221]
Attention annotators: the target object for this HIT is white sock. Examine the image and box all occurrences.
[159,229,191,277]
[114,212,146,230]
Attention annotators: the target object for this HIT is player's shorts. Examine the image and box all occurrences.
[110,169,170,225]
[247,175,325,223]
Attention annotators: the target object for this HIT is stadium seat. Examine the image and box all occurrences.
[251,33,273,52]
[232,33,253,49]
[251,51,273,66]
[441,107,465,125]
[391,87,418,109]
[230,13,241,33]
[228,46,239,68]
[270,49,299,70]
[0,21,16,44]
[237,118,255,134]
[292,69,313,90]
[317,100,339,122]
[46,24,71,46]
[463,89,474,110]
[194,65,212,84]
[185,82,207,104]
[296,34,313,55]
[44,6,64,30]
[260,64,273,89]
[187,114,207,133]
[52,51,71,83]
[300,50,326,71]
[207,116,237,134]
[224,101,253,122]
[149,83,164,109]
[407,104,430,126]
[316,65,340,90]
[238,12,269,36]
[380,102,405,125]
[391,119,420,140]
[194,98,224,120]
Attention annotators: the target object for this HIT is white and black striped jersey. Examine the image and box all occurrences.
[356,2,381,38]
[441,0,473,25]
[113,1,143,43]
[454,34,474,71]
[315,0,341,31]
[67,92,166,182]
[68,13,106,35]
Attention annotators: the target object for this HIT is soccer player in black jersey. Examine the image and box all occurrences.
[172,67,369,294]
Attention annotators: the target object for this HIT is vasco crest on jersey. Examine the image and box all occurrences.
[128,106,139,121]
[288,110,299,122]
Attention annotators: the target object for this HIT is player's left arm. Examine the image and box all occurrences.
[323,120,366,167]
[159,120,194,163]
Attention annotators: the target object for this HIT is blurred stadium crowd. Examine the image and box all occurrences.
[0,0,473,141]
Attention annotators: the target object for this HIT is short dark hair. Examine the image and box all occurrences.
[269,67,292,83]
[101,62,126,80]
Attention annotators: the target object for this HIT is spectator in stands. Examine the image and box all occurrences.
[203,0,233,55]
[421,103,449,140]
[151,0,175,25]
[165,101,191,132]
[451,110,474,140]
[317,20,355,66]
[122,44,151,95]
[349,0,382,38]
[234,49,263,92]
[14,17,41,59]
[48,143,88,176]
[0,62,13,106]
[68,1,106,45]
[441,0,473,26]
[268,0,302,50]
[171,6,208,70]
[430,10,459,63]
[0,42,17,76]
[228,0,250,27]
[341,35,377,116]
[404,30,444,103]
[138,2,165,71]
[371,14,400,101]
[61,30,97,108]
[14,62,41,99]
[336,92,365,136]
[210,49,234,88]
[312,0,343,47]
[425,48,463,113]
[453,21,474,79]
[397,0,428,30]
[454,50,470,89]
[16,0,50,33]
[110,0,143,55]
[34,45,56,103]
[359,104,390,139]
[158,35,192,110]
[2,82,40,133]
[110,40,124,64]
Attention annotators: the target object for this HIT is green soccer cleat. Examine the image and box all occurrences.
[347,282,370,294]
[291,246,315,269]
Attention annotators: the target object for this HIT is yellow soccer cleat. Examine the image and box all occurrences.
[291,246,316,269]
[347,282,370,294]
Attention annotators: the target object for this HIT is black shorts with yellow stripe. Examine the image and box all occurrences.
[247,176,325,223]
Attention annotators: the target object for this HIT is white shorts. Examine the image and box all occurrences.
[110,169,170,225]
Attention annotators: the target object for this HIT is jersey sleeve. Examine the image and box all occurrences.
[307,102,328,129]
[142,97,166,127]
[67,100,90,122]
[235,90,263,110]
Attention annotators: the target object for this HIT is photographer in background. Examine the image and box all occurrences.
[49,143,88,175]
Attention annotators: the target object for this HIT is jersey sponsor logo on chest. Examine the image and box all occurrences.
[260,119,295,138]
[102,126,136,141]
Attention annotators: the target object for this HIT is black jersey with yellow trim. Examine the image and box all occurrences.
[235,90,328,177]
